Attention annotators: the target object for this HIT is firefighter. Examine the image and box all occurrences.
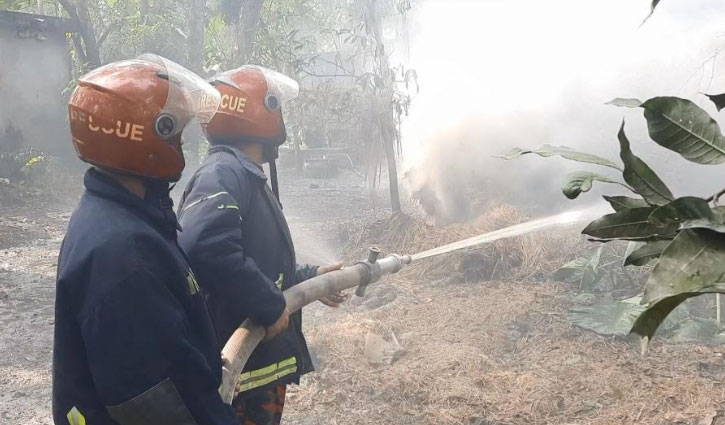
[53,55,238,425]
[177,66,346,425]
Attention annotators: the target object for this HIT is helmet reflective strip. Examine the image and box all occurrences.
[67,407,86,425]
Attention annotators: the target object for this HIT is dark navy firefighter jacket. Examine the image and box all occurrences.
[177,145,317,398]
[53,168,237,425]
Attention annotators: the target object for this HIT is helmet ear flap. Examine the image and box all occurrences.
[264,93,280,111]
[154,114,177,140]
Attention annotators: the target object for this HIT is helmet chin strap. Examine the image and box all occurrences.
[263,144,281,205]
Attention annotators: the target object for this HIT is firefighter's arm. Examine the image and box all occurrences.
[78,267,237,425]
[178,189,286,327]
[294,263,319,283]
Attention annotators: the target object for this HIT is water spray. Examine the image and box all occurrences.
[220,206,602,402]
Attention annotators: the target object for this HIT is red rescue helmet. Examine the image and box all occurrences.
[68,54,220,181]
[204,66,299,146]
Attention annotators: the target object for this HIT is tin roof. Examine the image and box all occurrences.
[0,9,78,34]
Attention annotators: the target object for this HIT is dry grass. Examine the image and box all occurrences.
[288,282,725,425]
[285,204,725,425]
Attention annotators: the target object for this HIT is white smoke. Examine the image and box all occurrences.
[401,0,725,220]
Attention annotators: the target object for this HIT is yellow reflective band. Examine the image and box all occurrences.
[278,356,296,368]
[24,156,44,167]
[181,191,230,213]
[187,272,200,295]
[275,274,284,289]
[237,357,298,393]
[67,407,86,425]
[216,204,240,210]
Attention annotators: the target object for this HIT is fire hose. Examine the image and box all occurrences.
[219,248,412,403]
[219,206,598,403]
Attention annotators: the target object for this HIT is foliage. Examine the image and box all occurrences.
[0,149,47,180]
[568,297,646,337]
[500,94,725,351]
[5,0,415,204]
[553,246,606,290]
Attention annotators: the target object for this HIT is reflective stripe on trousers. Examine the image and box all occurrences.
[236,357,297,393]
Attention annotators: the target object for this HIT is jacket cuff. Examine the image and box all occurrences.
[250,288,286,327]
[295,264,319,283]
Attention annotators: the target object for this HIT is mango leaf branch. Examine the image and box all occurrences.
[495,145,622,171]
[631,229,725,349]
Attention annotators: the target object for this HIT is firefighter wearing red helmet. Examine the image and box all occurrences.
[177,66,346,425]
[53,55,238,425]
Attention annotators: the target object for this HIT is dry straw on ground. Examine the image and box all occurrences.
[286,204,725,425]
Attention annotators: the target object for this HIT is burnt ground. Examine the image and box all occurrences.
[0,165,724,424]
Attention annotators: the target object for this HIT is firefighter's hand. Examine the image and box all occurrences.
[264,308,290,341]
[319,291,349,308]
[316,262,348,307]
[316,261,344,276]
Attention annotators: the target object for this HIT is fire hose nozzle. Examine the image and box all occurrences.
[355,248,411,297]
[355,247,381,297]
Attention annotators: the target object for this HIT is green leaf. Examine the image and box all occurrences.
[603,195,649,212]
[624,240,670,266]
[553,247,605,289]
[495,145,621,170]
[669,317,725,345]
[581,246,606,290]
[618,122,674,205]
[648,197,714,226]
[712,206,725,223]
[561,172,628,200]
[623,241,641,265]
[705,93,725,112]
[582,207,677,241]
[680,219,725,233]
[632,229,725,341]
[606,98,642,108]
[568,301,646,336]
[641,97,725,165]
[553,257,588,283]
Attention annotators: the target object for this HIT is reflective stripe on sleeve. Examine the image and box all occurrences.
[67,407,86,425]
[180,191,232,214]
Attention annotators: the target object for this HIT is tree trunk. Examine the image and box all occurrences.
[57,0,101,68]
[188,0,206,74]
[234,0,264,63]
[366,0,402,213]
[139,0,149,23]
[383,125,402,212]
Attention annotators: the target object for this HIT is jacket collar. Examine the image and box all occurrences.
[83,168,181,238]
[208,144,267,181]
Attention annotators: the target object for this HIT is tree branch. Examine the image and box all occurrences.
[96,22,119,48]
[57,0,101,68]
[707,187,725,205]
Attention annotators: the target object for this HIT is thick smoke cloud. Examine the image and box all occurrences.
[401,0,725,222]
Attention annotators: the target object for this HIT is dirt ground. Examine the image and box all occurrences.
[0,166,724,424]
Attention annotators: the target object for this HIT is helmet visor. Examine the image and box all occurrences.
[215,65,300,106]
[139,54,221,138]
